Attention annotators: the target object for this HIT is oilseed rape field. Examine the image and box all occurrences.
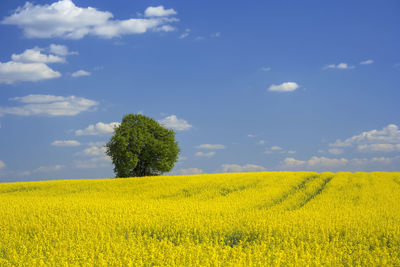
[0,172,399,266]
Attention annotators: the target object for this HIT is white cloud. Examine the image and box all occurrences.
[282,156,348,171]
[265,146,285,154]
[34,165,64,173]
[49,44,77,56]
[258,140,265,145]
[328,148,344,155]
[159,115,192,131]
[281,155,400,172]
[360,59,374,65]
[0,61,61,84]
[287,150,296,154]
[195,151,215,157]
[51,140,81,147]
[179,32,189,39]
[307,156,348,169]
[213,32,221,37]
[323,63,355,70]
[179,28,190,39]
[11,47,65,63]
[71,70,91,77]
[247,134,256,138]
[282,157,306,168]
[75,122,120,136]
[221,163,266,173]
[0,160,5,169]
[261,67,271,72]
[268,82,299,92]
[2,1,178,39]
[357,143,400,153]
[0,45,77,84]
[144,6,177,17]
[172,168,203,175]
[0,94,98,117]
[75,142,111,168]
[330,124,400,151]
[350,156,398,168]
[196,144,225,150]
[154,25,176,32]
[83,145,106,156]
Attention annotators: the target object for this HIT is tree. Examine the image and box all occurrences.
[105,114,180,177]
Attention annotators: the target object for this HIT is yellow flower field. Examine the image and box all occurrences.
[0,172,399,266]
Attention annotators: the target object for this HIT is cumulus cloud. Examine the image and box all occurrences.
[196,144,225,150]
[51,140,81,147]
[74,142,111,168]
[360,59,374,65]
[159,115,192,131]
[195,151,215,157]
[268,82,299,92]
[282,157,307,168]
[75,122,120,136]
[49,44,78,56]
[0,61,61,84]
[172,168,204,175]
[330,124,400,153]
[0,160,5,169]
[323,63,355,70]
[281,155,400,172]
[11,47,65,63]
[2,0,178,39]
[350,156,399,170]
[145,6,177,17]
[357,144,400,153]
[0,94,98,117]
[221,164,266,173]
[0,45,77,84]
[307,156,348,169]
[82,145,106,156]
[282,156,348,171]
[71,70,91,77]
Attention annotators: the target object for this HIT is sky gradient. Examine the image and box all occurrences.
[0,0,399,182]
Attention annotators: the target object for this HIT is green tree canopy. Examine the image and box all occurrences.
[105,114,180,177]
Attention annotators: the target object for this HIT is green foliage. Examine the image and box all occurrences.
[106,114,180,177]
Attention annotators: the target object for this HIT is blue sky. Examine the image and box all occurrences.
[0,0,399,182]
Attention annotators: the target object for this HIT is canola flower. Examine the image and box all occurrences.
[0,172,399,266]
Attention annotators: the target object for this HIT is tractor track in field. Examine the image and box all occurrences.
[257,174,319,210]
[289,176,333,210]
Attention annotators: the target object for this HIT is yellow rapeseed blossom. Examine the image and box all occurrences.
[0,172,399,266]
